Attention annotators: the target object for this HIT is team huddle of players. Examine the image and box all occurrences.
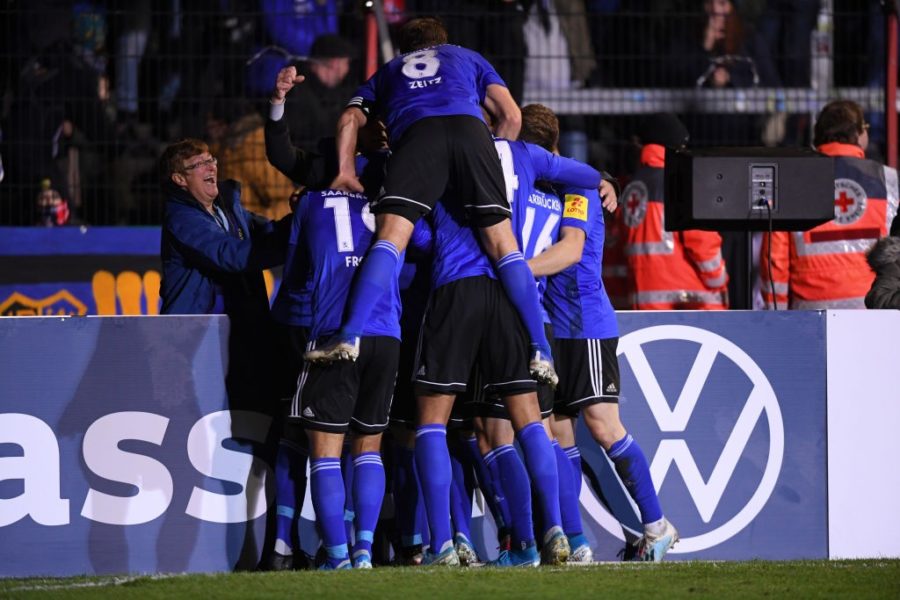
[267,17,678,570]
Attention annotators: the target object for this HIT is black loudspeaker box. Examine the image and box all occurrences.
[664,147,835,231]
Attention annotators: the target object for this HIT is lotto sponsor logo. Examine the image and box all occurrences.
[564,194,589,221]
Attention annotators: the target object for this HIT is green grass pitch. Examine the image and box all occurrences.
[2,561,899,599]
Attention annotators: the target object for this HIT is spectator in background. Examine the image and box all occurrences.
[621,114,729,309]
[747,0,817,147]
[282,34,358,154]
[665,0,777,147]
[521,0,595,163]
[760,100,899,309]
[865,236,900,309]
[34,178,78,227]
[413,0,527,103]
[4,13,118,225]
[207,97,295,220]
[262,0,340,59]
[113,0,152,134]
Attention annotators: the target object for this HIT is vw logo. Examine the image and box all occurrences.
[588,325,784,553]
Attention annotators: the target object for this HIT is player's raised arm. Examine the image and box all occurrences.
[331,107,367,193]
[484,83,521,141]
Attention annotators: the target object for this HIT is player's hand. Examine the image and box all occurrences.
[600,179,618,212]
[330,172,364,193]
[272,66,305,103]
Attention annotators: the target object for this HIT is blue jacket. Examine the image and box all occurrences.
[160,179,289,318]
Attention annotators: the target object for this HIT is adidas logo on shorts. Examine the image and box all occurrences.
[302,407,315,418]
[605,383,618,394]
[416,365,426,376]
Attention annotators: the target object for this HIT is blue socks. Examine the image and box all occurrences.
[352,452,385,558]
[448,441,472,541]
[607,434,663,525]
[495,251,552,358]
[415,424,453,554]
[341,452,355,544]
[565,445,582,497]
[516,422,561,537]
[463,436,507,531]
[273,438,308,554]
[482,445,512,533]
[310,457,349,567]
[489,444,534,549]
[393,445,424,549]
[340,240,401,338]
[553,440,583,537]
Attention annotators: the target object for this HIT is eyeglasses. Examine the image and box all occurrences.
[183,156,217,171]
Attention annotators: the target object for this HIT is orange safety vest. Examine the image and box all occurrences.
[622,144,729,310]
[602,204,631,309]
[759,143,899,309]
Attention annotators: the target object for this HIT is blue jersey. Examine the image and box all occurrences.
[271,193,313,328]
[497,139,601,319]
[428,139,601,291]
[544,186,618,339]
[348,44,505,144]
[498,138,599,260]
[292,190,428,340]
[272,153,387,329]
[298,190,389,340]
[291,189,432,342]
[429,196,495,290]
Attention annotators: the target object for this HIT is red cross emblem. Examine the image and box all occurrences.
[832,178,867,225]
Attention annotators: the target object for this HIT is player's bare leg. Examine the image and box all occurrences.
[581,403,679,561]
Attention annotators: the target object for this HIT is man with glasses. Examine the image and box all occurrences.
[159,138,293,404]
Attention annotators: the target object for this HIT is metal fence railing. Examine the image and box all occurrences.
[0,1,893,226]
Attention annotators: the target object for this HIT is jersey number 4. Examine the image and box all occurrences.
[324,196,376,253]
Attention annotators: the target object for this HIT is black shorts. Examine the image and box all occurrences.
[479,324,555,420]
[292,336,400,434]
[553,337,620,418]
[389,324,422,428]
[370,116,511,227]
[448,365,481,430]
[414,276,536,398]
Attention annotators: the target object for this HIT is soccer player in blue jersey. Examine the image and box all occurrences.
[305,17,557,386]
[282,152,432,569]
[539,178,680,562]
[408,119,602,565]
[410,192,563,567]
[476,104,622,565]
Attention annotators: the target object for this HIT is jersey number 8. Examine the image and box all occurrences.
[402,50,440,79]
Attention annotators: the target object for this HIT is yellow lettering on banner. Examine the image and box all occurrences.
[92,270,162,315]
[0,291,87,316]
[564,193,589,222]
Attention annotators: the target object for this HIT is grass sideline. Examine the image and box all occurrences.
[2,561,899,599]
